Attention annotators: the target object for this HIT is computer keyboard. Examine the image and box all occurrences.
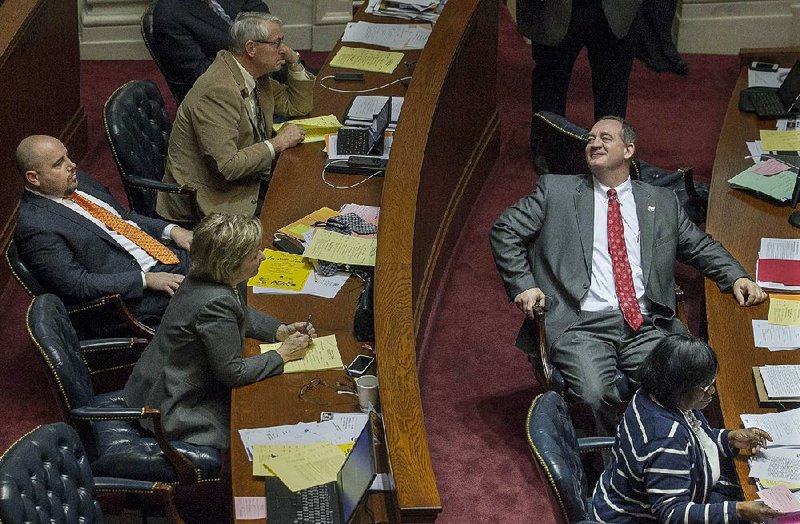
[337,128,369,156]
[291,484,335,523]
[750,91,786,116]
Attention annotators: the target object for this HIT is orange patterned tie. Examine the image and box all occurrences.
[68,192,179,265]
[607,188,643,330]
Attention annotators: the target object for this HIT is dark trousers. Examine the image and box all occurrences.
[549,310,671,436]
[530,2,636,127]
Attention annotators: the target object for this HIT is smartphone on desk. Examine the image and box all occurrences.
[347,354,375,376]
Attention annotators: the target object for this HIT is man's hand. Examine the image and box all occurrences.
[514,288,546,320]
[145,272,184,296]
[282,45,301,66]
[170,226,193,251]
[276,331,311,363]
[732,277,767,306]
[270,124,305,152]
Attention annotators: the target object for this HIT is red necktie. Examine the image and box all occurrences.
[607,188,643,330]
[68,193,179,265]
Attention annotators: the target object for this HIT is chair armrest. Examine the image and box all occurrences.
[71,406,199,485]
[531,303,556,388]
[95,479,184,524]
[125,176,202,224]
[66,294,155,339]
[577,436,615,453]
[80,337,149,352]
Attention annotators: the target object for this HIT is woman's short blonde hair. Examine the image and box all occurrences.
[189,214,263,284]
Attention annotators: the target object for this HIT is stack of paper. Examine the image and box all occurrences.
[757,238,800,293]
[760,365,800,397]
[344,96,403,130]
[742,409,800,491]
[728,161,797,202]
[248,248,350,298]
[365,0,447,23]
[342,21,431,50]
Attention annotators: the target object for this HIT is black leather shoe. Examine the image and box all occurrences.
[669,59,689,76]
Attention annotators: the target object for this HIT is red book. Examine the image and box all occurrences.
[758,259,800,286]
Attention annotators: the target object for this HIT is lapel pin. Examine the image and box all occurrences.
[648,206,655,212]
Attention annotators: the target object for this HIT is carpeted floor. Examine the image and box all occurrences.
[0,6,740,523]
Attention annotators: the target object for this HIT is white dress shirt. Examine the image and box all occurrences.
[581,177,651,315]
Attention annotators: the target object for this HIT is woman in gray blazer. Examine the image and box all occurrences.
[122,213,313,449]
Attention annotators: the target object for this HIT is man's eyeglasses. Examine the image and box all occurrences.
[253,38,284,49]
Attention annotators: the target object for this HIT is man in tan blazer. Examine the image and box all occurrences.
[158,12,314,222]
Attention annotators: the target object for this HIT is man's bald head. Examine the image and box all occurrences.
[15,135,55,179]
[16,135,78,196]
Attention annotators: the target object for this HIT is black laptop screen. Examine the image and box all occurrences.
[779,61,800,110]
[366,98,392,153]
[339,422,376,522]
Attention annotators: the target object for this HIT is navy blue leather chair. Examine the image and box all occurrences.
[526,392,613,524]
[6,239,154,341]
[0,422,181,523]
[103,80,201,225]
[26,294,221,487]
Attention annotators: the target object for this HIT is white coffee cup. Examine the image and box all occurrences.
[355,374,379,412]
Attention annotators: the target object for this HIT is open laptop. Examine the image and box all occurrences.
[265,422,377,524]
[750,60,800,118]
[336,97,392,156]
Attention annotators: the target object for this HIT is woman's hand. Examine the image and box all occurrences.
[276,331,311,363]
[729,428,772,454]
[275,320,316,341]
[736,500,783,522]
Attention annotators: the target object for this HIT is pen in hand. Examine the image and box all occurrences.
[304,315,313,338]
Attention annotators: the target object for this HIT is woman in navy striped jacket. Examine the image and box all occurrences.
[592,335,783,523]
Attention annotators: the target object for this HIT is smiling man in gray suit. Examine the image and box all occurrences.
[490,117,766,435]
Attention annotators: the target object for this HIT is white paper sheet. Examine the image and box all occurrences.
[761,365,800,397]
[753,320,800,350]
[741,408,800,446]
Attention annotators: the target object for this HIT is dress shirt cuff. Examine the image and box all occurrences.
[264,139,276,158]
[162,223,175,241]
[288,66,311,80]
[141,272,147,289]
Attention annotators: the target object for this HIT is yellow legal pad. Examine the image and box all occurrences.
[768,295,800,327]
[273,115,343,143]
[252,442,346,490]
[252,442,354,477]
[259,334,344,373]
[304,229,377,267]
[329,46,403,74]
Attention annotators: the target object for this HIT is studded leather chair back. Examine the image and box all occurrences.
[104,79,172,218]
[526,391,589,523]
[141,1,191,104]
[0,423,102,522]
[5,240,47,297]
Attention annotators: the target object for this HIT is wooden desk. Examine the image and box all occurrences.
[230,1,500,521]
[706,48,800,500]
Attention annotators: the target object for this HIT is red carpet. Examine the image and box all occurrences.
[0,7,739,523]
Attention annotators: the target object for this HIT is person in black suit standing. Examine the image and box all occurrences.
[152,0,271,103]
[14,135,193,324]
[516,0,642,140]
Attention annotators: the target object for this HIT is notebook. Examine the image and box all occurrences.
[265,421,377,524]
[750,60,800,119]
[336,97,392,156]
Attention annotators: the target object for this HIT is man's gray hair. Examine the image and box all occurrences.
[229,12,282,54]
[596,115,637,146]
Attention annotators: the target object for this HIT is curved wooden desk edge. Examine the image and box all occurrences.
[375,0,499,520]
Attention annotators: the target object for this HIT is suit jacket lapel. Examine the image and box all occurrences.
[25,190,126,250]
[574,177,594,277]
[219,51,261,138]
[633,182,655,286]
